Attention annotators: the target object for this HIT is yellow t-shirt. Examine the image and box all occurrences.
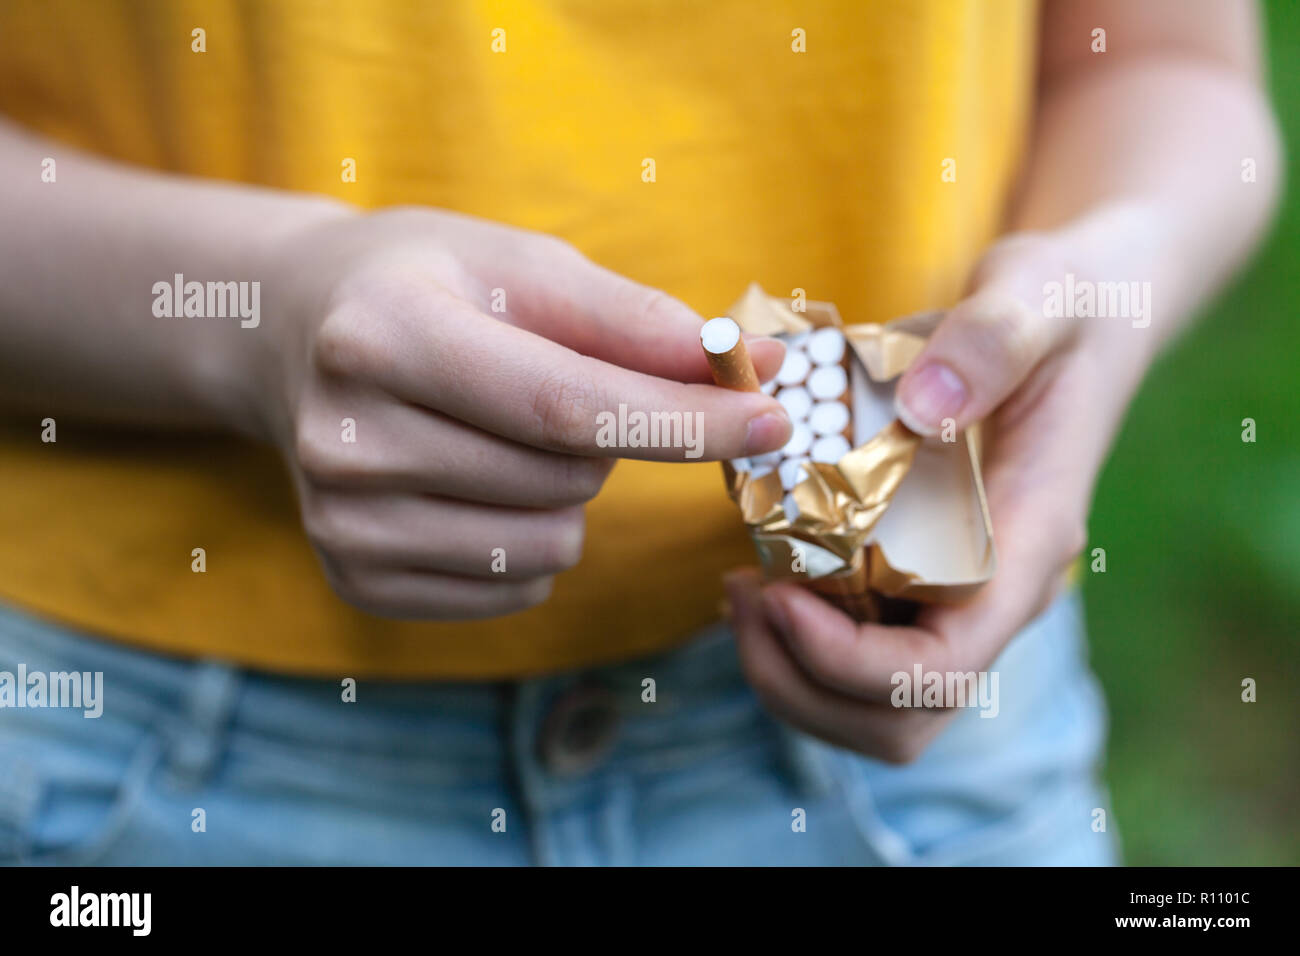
[0,0,1036,678]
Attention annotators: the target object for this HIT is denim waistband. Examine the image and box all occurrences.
[0,603,774,778]
[0,592,1112,865]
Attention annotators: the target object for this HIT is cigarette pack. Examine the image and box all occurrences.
[721,283,996,622]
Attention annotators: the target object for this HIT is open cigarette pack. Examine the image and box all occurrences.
[714,283,996,622]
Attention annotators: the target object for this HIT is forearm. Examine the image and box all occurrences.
[0,116,353,435]
[1009,48,1282,360]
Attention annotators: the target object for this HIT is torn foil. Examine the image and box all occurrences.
[723,283,996,621]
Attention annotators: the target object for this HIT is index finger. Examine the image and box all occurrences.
[449,223,786,384]
[323,284,792,461]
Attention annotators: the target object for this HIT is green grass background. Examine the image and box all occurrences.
[1082,0,1299,865]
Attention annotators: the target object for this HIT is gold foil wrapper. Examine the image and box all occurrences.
[723,284,996,622]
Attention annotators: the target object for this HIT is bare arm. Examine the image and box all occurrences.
[728,0,1283,763]
[0,118,791,620]
[905,0,1282,438]
[1018,0,1281,344]
[0,117,347,433]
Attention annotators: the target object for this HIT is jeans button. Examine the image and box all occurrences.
[538,684,621,776]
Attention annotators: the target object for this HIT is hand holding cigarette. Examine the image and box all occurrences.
[260,208,790,620]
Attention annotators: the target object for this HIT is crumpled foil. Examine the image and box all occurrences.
[723,283,996,621]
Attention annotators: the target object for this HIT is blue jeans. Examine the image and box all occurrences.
[0,594,1118,865]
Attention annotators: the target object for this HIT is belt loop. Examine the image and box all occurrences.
[166,659,241,788]
[773,721,836,798]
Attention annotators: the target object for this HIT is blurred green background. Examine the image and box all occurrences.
[1082,0,1299,865]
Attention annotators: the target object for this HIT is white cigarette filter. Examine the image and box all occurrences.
[700,316,760,392]
[782,421,814,457]
[775,349,811,386]
[807,364,848,400]
[809,400,850,437]
[810,433,852,464]
[776,385,812,421]
[807,326,846,366]
[778,456,809,490]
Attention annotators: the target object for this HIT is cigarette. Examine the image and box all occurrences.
[701,316,760,392]
[782,421,813,457]
[809,400,850,436]
[779,456,809,490]
[807,326,846,366]
[807,364,847,400]
[775,349,811,386]
[810,434,851,464]
[776,385,812,421]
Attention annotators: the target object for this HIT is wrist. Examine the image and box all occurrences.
[1036,198,1187,368]
[209,194,359,443]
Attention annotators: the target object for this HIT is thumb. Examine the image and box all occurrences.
[894,235,1077,436]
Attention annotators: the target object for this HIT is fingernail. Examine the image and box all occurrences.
[895,362,968,436]
[744,409,792,455]
[762,591,792,639]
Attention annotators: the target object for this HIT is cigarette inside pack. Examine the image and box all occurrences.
[703,283,996,622]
